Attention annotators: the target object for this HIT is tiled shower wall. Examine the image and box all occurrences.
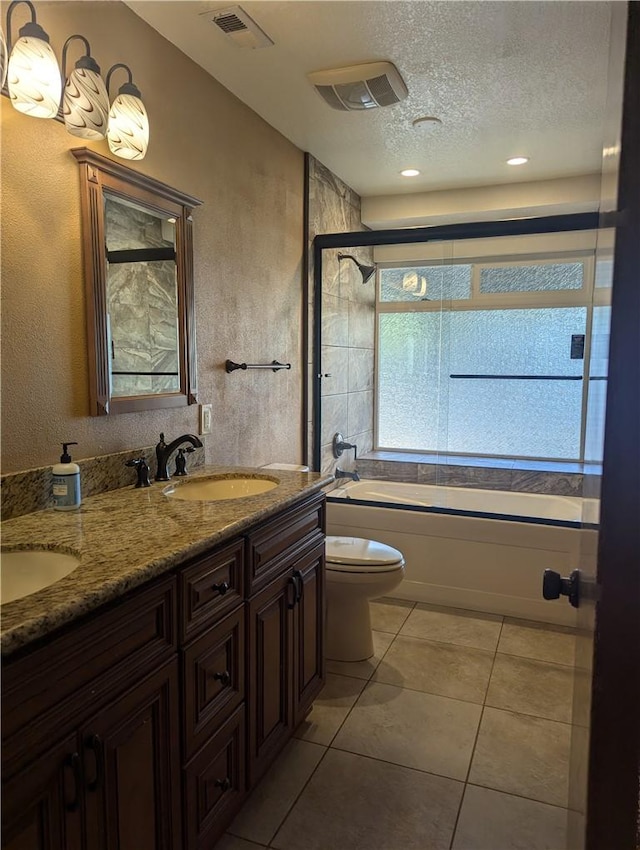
[306,155,375,474]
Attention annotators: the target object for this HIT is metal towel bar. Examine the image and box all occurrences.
[225,359,291,373]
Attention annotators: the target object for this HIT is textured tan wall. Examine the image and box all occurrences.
[1,1,304,473]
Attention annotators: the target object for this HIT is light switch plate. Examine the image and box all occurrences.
[199,404,212,436]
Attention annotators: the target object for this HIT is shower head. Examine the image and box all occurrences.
[337,252,376,284]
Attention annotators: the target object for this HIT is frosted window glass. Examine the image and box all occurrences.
[380,265,471,302]
[584,306,610,461]
[480,263,583,293]
[378,308,586,458]
[594,258,614,288]
[378,313,450,450]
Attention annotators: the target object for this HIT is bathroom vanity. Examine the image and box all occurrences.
[0,469,330,850]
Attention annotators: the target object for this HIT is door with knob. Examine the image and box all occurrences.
[540,12,640,844]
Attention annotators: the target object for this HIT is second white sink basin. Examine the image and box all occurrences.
[1,549,80,605]
[165,476,278,502]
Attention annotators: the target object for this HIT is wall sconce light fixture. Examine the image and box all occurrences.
[6,0,61,118]
[62,34,109,140]
[0,25,8,89]
[106,63,149,161]
[337,252,377,284]
[2,2,149,160]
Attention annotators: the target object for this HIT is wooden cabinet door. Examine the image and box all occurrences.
[1,733,83,850]
[292,540,325,727]
[82,660,181,850]
[247,572,294,785]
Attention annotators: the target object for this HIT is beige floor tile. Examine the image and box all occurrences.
[452,785,568,850]
[499,619,576,666]
[272,748,463,850]
[216,836,268,850]
[469,707,571,807]
[325,630,394,680]
[400,604,503,651]
[228,739,325,845]
[486,654,574,722]
[374,635,494,704]
[294,673,366,746]
[332,681,482,780]
[369,599,414,634]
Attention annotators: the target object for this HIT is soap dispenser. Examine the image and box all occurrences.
[53,442,82,511]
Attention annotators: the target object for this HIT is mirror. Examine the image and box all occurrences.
[72,148,202,415]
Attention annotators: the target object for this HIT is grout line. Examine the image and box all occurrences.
[387,630,502,654]
[263,744,332,849]
[321,744,467,787]
[494,648,577,669]
[464,781,572,812]
[449,617,505,848]
[480,703,575,728]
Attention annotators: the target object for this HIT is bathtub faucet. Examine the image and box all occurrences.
[335,468,360,482]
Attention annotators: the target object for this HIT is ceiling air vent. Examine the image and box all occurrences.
[206,5,274,49]
[307,62,408,111]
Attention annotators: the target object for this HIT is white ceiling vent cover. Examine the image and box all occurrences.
[307,62,408,111]
[205,6,274,49]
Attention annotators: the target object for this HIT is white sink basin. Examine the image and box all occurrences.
[1,549,80,605]
[165,476,278,502]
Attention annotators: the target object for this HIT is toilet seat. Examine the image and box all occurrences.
[325,536,405,574]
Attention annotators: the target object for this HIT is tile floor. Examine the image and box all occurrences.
[220,600,577,850]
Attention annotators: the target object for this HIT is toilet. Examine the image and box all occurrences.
[325,536,405,662]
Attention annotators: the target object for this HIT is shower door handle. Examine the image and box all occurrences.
[542,569,580,608]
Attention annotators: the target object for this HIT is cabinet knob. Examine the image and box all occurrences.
[215,777,231,792]
[212,581,230,596]
[212,670,231,686]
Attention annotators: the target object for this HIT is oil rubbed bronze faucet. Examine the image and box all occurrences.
[155,433,203,481]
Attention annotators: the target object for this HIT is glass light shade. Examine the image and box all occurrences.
[7,35,62,118]
[107,92,149,160]
[0,28,8,90]
[63,66,109,140]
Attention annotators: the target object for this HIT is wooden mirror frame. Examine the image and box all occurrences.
[72,148,202,415]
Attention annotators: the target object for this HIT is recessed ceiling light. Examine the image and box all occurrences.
[507,156,529,166]
[401,169,420,177]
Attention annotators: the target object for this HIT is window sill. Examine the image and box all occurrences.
[357,451,602,497]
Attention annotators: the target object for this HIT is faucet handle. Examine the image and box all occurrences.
[174,446,196,477]
[125,457,152,488]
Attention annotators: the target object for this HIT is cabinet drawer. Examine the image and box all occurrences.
[2,577,176,746]
[179,538,244,643]
[182,606,245,761]
[246,493,325,594]
[183,705,246,850]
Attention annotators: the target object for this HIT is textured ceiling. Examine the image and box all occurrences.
[126,0,614,197]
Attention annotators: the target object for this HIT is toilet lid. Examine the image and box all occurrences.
[325,536,404,573]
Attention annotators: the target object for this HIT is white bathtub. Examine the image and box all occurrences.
[326,479,599,626]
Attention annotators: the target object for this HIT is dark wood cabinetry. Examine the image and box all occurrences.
[2,586,181,850]
[1,492,325,850]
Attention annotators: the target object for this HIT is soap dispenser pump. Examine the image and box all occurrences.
[53,442,82,511]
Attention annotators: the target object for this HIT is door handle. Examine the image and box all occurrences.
[286,576,297,609]
[542,569,580,608]
[293,570,304,603]
[84,734,104,792]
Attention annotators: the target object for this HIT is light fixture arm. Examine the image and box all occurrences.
[6,0,39,52]
[106,62,141,99]
[61,34,98,79]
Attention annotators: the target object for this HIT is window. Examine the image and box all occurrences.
[377,252,611,462]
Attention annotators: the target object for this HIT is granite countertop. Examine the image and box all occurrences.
[1,466,333,657]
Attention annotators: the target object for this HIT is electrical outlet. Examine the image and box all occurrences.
[199,404,212,436]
